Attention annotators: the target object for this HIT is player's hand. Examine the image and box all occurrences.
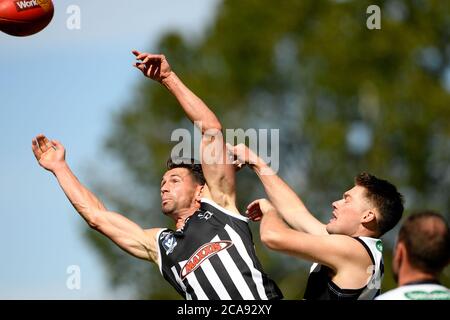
[226,143,260,170]
[246,199,276,222]
[132,50,172,82]
[31,134,66,172]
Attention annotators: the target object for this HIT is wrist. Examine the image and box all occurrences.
[52,162,69,176]
[251,157,269,172]
[161,71,177,87]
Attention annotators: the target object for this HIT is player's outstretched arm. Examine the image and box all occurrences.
[254,199,371,280]
[132,51,237,212]
[31,134,161,263]
[229,144,327,235]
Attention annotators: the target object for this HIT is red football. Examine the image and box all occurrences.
[0,0,54,37]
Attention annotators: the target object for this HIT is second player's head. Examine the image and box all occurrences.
[327,172,404,238]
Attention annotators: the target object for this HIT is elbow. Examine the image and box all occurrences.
[74,203,104,230]
[260,229,282,250]
[87,213,100,229]
[85,211,104,230]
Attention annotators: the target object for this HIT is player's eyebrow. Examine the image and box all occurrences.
[161,173,184,186]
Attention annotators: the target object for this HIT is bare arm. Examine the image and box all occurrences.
[32,134,161,263]
[255,200,371,282]
[133,51,237,212]
[231,144,327,235]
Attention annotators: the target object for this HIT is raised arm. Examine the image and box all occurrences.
[254,199,371,282]
[230,144,327,235]
[32,134,161,263]
[133,51,237,212]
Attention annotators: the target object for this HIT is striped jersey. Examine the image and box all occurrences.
[156,198,283,300]
[303,236,384,300]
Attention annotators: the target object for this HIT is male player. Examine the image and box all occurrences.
[228,144,404,299]
[376,211,450,300]
[31,51,282,300]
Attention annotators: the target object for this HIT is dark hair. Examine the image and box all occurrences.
[398,211,450,274]
[355,172,404,236]
[166,157,206,185]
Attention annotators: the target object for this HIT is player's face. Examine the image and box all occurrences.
[160,168,201,216]
[326,185,371,236]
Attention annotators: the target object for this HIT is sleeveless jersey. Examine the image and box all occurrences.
[303,236,384,300]
[156,198,283,300]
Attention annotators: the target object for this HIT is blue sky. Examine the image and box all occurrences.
[0,0,220,299]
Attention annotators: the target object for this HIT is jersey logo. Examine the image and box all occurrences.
[198,210,214,221]
[160,231,178,255]
[405,290,450,300]
[180,241,233,280]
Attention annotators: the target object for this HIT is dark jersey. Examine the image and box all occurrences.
[303,237,384,300]
[156,198,283,300]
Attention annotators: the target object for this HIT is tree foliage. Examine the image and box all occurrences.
[87,0,450,299]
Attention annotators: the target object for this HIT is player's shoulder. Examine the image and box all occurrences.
[200,197,249,223]
[376,287,405,300]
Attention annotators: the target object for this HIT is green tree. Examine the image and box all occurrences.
[87,0,450,298]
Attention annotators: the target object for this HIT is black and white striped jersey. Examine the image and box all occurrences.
[156,198,283,300]
[303,236,384,300]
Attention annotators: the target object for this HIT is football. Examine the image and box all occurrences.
[0,0,54,37]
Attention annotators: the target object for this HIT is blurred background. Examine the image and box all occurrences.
[0,0,449,299]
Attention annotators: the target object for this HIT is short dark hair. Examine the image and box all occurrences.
[166,157,206,185]
[355,172,404,236]
[398,211,450,274]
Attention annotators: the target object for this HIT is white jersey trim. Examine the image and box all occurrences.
[201,197,249,222]
[155,228,168,275]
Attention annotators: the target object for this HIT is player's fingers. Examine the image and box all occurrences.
[31,139,42,159]
[43,136,53,149]
[36,134,49,153]
[51,140,63,151]
[133,63,147,73]
[149,65,159,79]
[142,55,157,65]
[135,52,150,60]
[131,49,141,56]
[247,199,262,210]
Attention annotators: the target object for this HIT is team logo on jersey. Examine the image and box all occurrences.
[160,231,178,255]
[198,210,214,221]
[376,240,383,252]
[180,241,233,280]
[405,290,450,300]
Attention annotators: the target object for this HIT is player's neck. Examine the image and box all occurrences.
[174,206,199,230]
[398,266,437,286]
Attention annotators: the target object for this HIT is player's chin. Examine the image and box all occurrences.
[325,223,336,235]
[161,203,174,215]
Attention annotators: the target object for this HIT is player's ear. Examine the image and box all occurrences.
[195,184,204,202]
[393,241,405,267]
[361,209,376,223]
